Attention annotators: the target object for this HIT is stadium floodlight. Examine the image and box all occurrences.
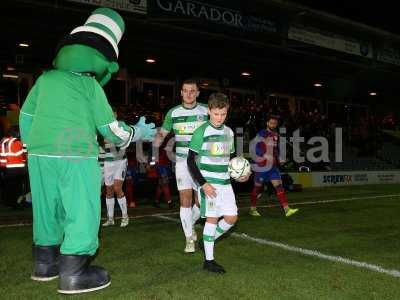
[146,58,156,64]
[241,72,251,76]
[3,74,19,79]
[18,43,29,47]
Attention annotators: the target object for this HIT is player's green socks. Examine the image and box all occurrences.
[215,219,233,240]
[203,222,217,260]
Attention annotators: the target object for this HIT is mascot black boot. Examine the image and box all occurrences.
[31,245,60,281]
[58,255,110,294]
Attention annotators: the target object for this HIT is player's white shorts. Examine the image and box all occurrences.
[104,159,127,186]
[175,160,196,191]
[198,184,237,218]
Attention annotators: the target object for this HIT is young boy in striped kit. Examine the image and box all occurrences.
[187,93,249,274]
[102,109,129,227]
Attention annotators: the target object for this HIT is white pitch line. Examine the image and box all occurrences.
[0,211,180,228]
[0,223,32,228]
[244,194,400,209]
[3,195,400,278]
[1,193,399,229]
[237,234,400,278]
[155,215,400,279]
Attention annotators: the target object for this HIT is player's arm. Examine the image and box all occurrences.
[254,132,267,158]
[257,134,275,162]
[153,128,169,147]
[154,109,173,147]
[19,77,41,145]
[187,150,216,198]
[187,149,207,186]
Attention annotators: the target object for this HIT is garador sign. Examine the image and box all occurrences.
[66,0,147,14]
[154,0,276,33]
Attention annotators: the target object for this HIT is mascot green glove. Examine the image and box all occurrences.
[19,8,155,294]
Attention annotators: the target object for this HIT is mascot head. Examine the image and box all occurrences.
[53,7,125,86]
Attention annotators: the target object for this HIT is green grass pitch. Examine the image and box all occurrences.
[1,184,399,299]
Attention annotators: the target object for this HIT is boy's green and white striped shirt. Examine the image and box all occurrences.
[189,121,235,185]
[161,103,208,162]
[98,142,126,167]
[98,146,106,168]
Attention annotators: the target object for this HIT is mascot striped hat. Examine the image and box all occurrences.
[57,7,125,61]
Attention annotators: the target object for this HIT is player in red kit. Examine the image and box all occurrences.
[249,115,299,217]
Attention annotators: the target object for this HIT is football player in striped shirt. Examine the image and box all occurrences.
[154,79,208,253]
[187,92,249,274]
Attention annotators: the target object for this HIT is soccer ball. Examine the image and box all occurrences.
[228,157,251,181]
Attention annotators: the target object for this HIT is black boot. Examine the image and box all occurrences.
[203,260,226,274]
[58,255,110,294]
[31,245,60,281]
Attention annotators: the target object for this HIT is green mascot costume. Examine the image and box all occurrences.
[19,8,155,294]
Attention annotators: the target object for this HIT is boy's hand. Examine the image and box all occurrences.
[236,173,250,182]
[154,128,168,147]
[202,183,217,198]
[153,131,163,147]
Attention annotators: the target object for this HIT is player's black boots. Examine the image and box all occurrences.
[58,255,110,294]
[203,260,226,274]
[200,239,226,274]
[31,245,60,281]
